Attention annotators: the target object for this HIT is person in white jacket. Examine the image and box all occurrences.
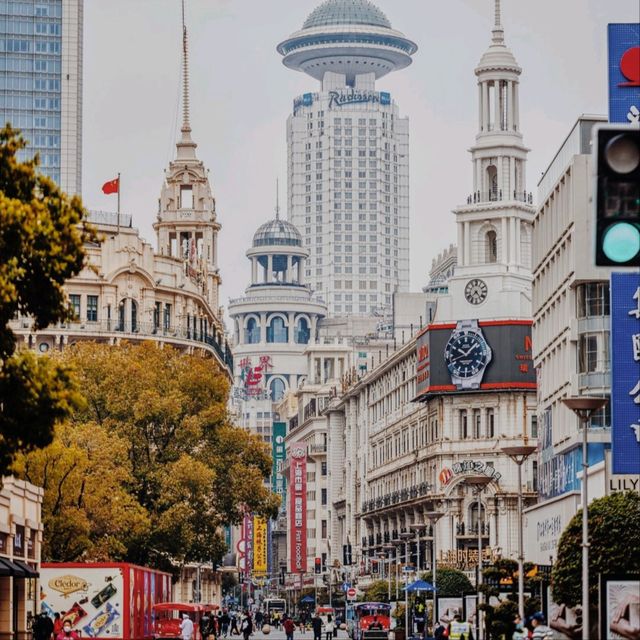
[180,614,195,640]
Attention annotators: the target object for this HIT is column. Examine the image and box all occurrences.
[310,315,318,344]
[497,156,504,198]
[482,82,489,131]
[510,217,517,266]
[507,81,513,131]
[464,222,471,265]
[509,157,516,200]
[259,312,267,345]
[494,81,501,131]
[475,159,482,195]
[478,83,483,131]
[288,311,295,344]
[286,255,293,282]
[501,217,508,263]
[513,83,519,131]
[267,254,273,283]
[297,258,303,285]
[457,223,464,267]
[251,257,257,284]
[515,219,522,265]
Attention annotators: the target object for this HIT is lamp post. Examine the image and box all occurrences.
[501,445,537,621]
[383,544,395,603]
[400,531,414,636]
[424,511,444,630]
[562,396,608,640]
[410,523,426,573]
[465,476,493,640]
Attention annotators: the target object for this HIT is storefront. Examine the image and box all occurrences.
[0,477,43,640]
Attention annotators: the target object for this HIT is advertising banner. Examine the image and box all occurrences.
[608,24,640,124]
[272,422,287,512]
[600,577,640,639]
[610,273,640,474]
[289,442,307,573]
[253,517,267,576]
[243,514,254,575]
[415,320,536,398]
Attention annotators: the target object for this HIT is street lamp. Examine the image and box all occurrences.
[410,523,426,573]
[501,445,537,621]
[424,511,444,630]
[562,396,608,640]
[465,476,493,640]
[383,544,395,603]
[400,531,414,635]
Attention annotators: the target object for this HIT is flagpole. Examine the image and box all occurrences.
[117,172,121,233]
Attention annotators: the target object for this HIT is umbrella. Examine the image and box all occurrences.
[403,579,436,592]
[300,595,316,603]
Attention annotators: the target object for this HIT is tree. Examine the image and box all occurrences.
[420,568,473,596]
[0,125,95,469]
[362,579,394,602]
[16,342,280,570]
[552,491,640,636]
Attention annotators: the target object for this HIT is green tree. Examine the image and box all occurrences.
[552,491,640,636]
[362,579,394,602]
[420,568,473,596]
[0,124,95,469]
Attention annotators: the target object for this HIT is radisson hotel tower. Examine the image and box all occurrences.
[278,0,416,316]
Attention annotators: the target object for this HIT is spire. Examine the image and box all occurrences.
[176,0,197,159]
[491,0,504,44]
[275,178,280,220]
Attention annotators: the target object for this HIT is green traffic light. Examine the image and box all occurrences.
[602,222,640,263]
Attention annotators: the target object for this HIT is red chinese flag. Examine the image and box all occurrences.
[102,177,119,195]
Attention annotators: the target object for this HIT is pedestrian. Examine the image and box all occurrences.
[284,615,296,640]
[230,611,240,636]
[530,612,553,639]
[446,612,474,640]
[241,610,253,640]
[221,609,231,637]
[512,614,526,640]
[33,612,54,640]
[433,621,446,640]
[255,610,264,631]
[324,615,334,640]
[53,613,64,638]
[201,612,212,640]
[311,613,323,640]
[180,613,195,640]
[55,622,80,640]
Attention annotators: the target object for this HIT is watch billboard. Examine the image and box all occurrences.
[415,319,536,398]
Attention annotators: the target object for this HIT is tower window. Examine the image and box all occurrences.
[486,230,498,263]
[180,186,193,209]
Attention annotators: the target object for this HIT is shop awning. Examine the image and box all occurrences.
[0,558,27,578]
[13,559,38,578]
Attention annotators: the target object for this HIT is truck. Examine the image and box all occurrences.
[41,562,172,640]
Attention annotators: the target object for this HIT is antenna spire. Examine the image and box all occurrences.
[491,0,505,44]
[181,0,191,133]
[275,178,280,220]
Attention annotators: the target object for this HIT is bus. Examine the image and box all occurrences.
[264,597,287,617]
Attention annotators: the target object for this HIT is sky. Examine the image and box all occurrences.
[82,0,638,312]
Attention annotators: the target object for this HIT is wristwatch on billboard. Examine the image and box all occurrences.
[444,319,493,390]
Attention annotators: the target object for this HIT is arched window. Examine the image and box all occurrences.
[486,165,498,201]
[270,378,286,402]
[469,502,486,535]
[295,317,310,344]
[131,299,138,332]
[486,230,498,263]
[267,316,288,343]
[245,317,260,344]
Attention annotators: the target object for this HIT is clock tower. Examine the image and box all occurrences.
[435,0,535,323]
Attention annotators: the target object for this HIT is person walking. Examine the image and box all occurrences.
[311,613,323,640]
[446,612,473,640]
[201,612,212,640]
[324,615,334,640]
[33,612,54,640]
[230,611,240,636]
[284,615,296,640]
[255,610,264,631]
[221,610,231,637]
[180,614,195,640]
[530,612,553,639]
[241,611,253,640]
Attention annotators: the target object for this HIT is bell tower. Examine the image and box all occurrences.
[153,0,221,312]
[437,0,535,322]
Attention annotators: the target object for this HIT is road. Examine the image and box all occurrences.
[246,629,351,640]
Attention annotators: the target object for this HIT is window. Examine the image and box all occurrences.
[245,317,260,344]
[321,520,328,539]
[180,186,193,209]
[578,334,600,373]
[267,316,288,343]
[270,378,286,402]
[86,295,98,322]
[131,300,138,332]
[486,408,495,438]
[530,414,538,438]
[321,488,327,506]
[473,409,481,438]
[153,302,161,331]
[486,230,498,263]
[295,317,310,344]
[459,410,468,439]
[321,461,327,476]
[118,300,126,331]
[576,283,610,317]
[163,304,172,331]
[589,396,611,429]
[69,294,80,320]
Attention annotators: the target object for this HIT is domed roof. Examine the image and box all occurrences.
[253,218,303,248]
[302,0,392,30]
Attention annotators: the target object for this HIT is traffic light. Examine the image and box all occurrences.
[594,124,640,266]
[314,557,322,574]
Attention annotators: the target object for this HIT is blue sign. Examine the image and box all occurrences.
[342,582,351,592]
[610,272,640,474]
[608,24,640,124]
[380,92,391,106]
[293,92,315,114]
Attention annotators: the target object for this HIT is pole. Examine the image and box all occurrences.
[432,524,437,630]
[329,568,332,609]
[395,551,399,601]
[582,417,590,640]
[405,541,409,636]
[477,489,483,640]
[387,555,391,603]
[416,530,421,574]
[116,172,121,232]
[516,461,525,621]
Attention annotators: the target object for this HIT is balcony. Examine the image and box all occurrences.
[465,190,533,205]
[308,443,327,455]
[361,482,433,514]
[456,522,490,538]
[13,319,233,374]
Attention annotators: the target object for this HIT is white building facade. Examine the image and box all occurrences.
[278,0,417,316]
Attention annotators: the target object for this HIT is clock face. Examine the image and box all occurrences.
[445,331,491,379]
[465,279,488,305]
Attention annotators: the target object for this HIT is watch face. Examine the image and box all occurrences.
[445,330,491,379]
[465,279,488,305]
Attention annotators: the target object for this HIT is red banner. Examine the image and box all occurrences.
[289,442,307,573]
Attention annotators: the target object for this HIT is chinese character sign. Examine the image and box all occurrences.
[243,514,254,576]
[253,517,268,575]
[611,273,640,474]
[289,442,307,573]
[272,422,287,513]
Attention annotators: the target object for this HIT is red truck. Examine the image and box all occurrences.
[41,562,172,639]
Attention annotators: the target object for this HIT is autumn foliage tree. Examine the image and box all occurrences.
[0,125,95,469]
[16,342,279,570]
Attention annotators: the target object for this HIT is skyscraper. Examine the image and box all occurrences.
[0,0,83,195]
[278,0,416,317]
